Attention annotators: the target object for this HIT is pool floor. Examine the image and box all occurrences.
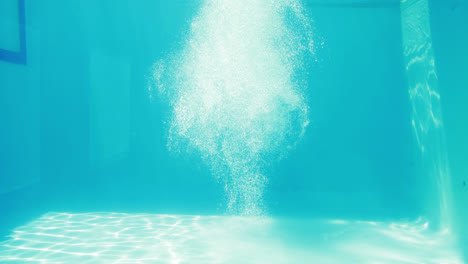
[0,212,463,263]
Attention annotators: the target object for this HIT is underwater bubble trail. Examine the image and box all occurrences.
[152,0,315,216]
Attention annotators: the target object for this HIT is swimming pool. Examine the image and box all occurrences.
[0,0,467,263]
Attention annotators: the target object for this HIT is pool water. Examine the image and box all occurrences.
[1,0,467,263]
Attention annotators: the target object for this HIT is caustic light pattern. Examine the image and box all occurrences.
[151,0,315,216]
[0,213,463,264]
[401,0,452,226]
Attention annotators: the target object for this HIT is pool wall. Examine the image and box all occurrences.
[428,0,468,257]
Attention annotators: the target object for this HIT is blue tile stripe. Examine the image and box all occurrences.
[0,0,27,65]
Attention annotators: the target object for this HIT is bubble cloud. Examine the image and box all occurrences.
[151,0,316,216]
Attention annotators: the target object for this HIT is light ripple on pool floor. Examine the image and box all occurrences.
[0,212,463,263]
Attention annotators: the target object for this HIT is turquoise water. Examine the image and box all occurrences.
[0,0,467,263]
